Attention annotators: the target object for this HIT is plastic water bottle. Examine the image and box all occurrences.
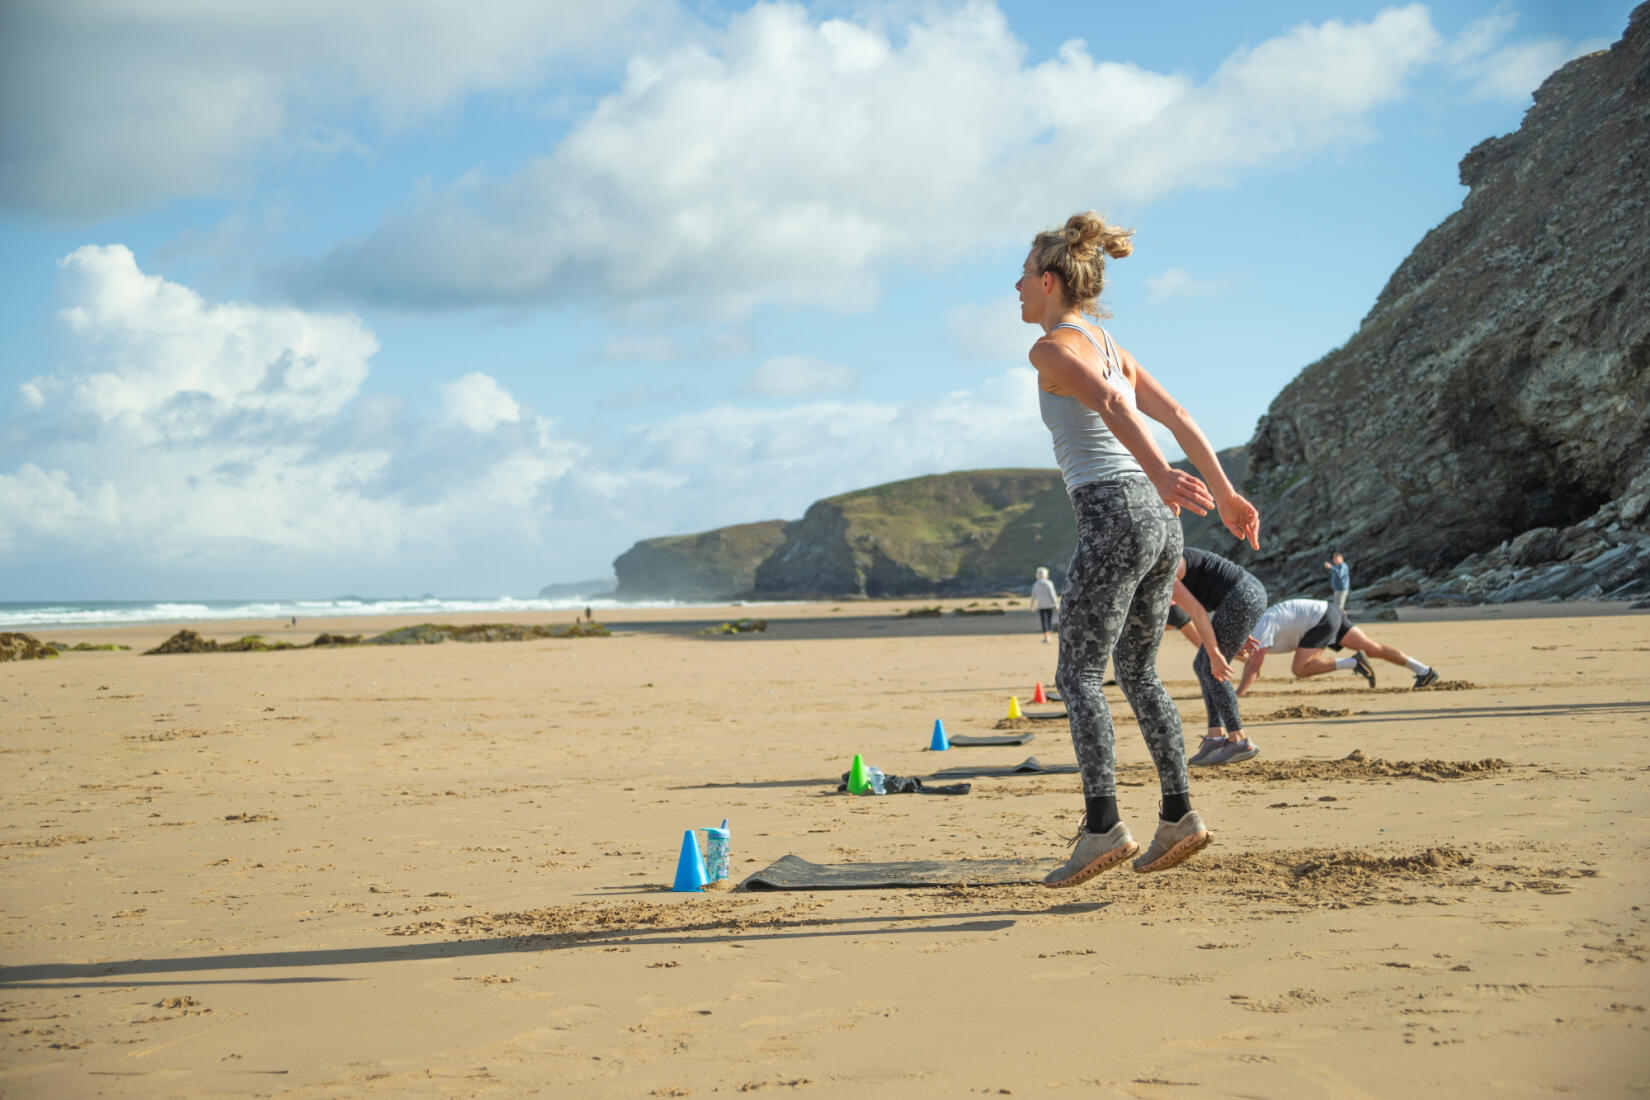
[703,825,730,881]
[868,766,887,796]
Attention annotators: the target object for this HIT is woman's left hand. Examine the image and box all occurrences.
[1218,492,1261,549]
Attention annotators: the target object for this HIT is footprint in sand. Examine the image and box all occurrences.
[547,1003,603,1027]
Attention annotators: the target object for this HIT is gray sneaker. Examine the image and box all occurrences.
[1132,811,1213,873]
[1205,738,1259,765]
[1187,735,1228,766]
[1352,651,1376,688]
[1043,820,1138,888]
[1413,667,1439,689]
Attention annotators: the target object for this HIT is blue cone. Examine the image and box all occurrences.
[673,829,709,892]
[930,718,950,751]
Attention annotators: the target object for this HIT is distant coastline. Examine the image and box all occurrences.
[0,594,782,632]
[4,593,1640,639]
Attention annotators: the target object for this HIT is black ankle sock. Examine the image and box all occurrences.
[1160,792,1192,822]
[1084,795,1120,833]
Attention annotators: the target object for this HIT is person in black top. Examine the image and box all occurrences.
[1171,549,1268,767]
[1163,604,1199,648]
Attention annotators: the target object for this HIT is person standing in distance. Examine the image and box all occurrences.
[1017,211,1260,886]
[1324,552,1351,609]
[1029,566,1060,644]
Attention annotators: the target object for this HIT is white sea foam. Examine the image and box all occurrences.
[0,594,727,631]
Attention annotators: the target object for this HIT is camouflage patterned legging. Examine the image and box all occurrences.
[1055,475,1188,800]
[1194,574,1267,733]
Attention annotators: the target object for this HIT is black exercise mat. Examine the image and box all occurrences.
[947,731,1034,746]
[931,755,1079,778]
[742,854,1061,890]
[1021,710,1068,721]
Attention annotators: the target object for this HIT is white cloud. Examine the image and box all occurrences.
[0,0,679,219]
[42,245,375,442]
[441,372,522,432]
[1446,6,1610,103]
[601,362,1183,532]
[281,3,1442,316]
[601,334,687,363]
[1145,267,1229,305]
[2,249,580,569]
[0,245,1215,586]
[617,367,1049,523]
[737,355,856,397]
[600,329,752,363]
[0,463,119,553]
[947,295,1032,364]
[1463,37,1609,102]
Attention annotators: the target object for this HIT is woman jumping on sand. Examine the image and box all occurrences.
[1018,212,1260,887]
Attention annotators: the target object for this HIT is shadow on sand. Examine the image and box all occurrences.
[0,904,1105,989]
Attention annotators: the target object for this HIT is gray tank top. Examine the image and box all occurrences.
[1038,323,1144,493]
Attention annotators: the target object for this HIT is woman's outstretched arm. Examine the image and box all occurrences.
[1127,351,1260,549]
[1173,580,1229,681]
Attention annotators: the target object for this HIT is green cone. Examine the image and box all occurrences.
[847,753,871,795]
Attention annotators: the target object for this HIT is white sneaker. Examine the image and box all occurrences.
[1043,821,1138,888]
[1132,811,1212,873]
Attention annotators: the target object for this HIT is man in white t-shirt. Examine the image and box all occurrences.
[1234,597,1439,695]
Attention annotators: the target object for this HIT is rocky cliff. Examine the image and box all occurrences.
[1213,7,1650,604]
[612,519,790,599]
[751,470,1078,598]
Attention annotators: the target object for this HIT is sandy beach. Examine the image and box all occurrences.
[2,600,1647,1097]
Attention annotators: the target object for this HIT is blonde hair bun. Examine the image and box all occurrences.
[1032,211,1135,316]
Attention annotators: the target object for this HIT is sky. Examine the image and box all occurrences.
[0,0,1634,600]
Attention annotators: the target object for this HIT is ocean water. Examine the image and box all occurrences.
[0,595,696,632]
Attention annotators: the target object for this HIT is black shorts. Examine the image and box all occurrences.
[1298,604,1355,651]
[1165,605,1190,630]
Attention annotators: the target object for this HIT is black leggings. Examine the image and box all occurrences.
[1038,608,1054,632]
[1055,475,1187,800]
[1194,575,1266,733]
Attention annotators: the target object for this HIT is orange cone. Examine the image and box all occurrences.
[1032,682,1047,705]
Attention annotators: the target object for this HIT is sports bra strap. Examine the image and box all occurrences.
[1050,322,1121,380]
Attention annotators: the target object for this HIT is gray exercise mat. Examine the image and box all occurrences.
[948,731,1035,746]
[931,756,1079,778]
[742,854,1061,890]
[1022,710,1068,721]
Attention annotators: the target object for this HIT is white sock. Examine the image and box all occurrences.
[1405,658,1430,675]
[1334,656,1358,671]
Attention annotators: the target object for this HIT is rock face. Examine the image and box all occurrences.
[752,470,1077,598]
[1212,9,1650,602]
[613,520,791,599]
[146,631,295,654]
[0,632,57,661]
